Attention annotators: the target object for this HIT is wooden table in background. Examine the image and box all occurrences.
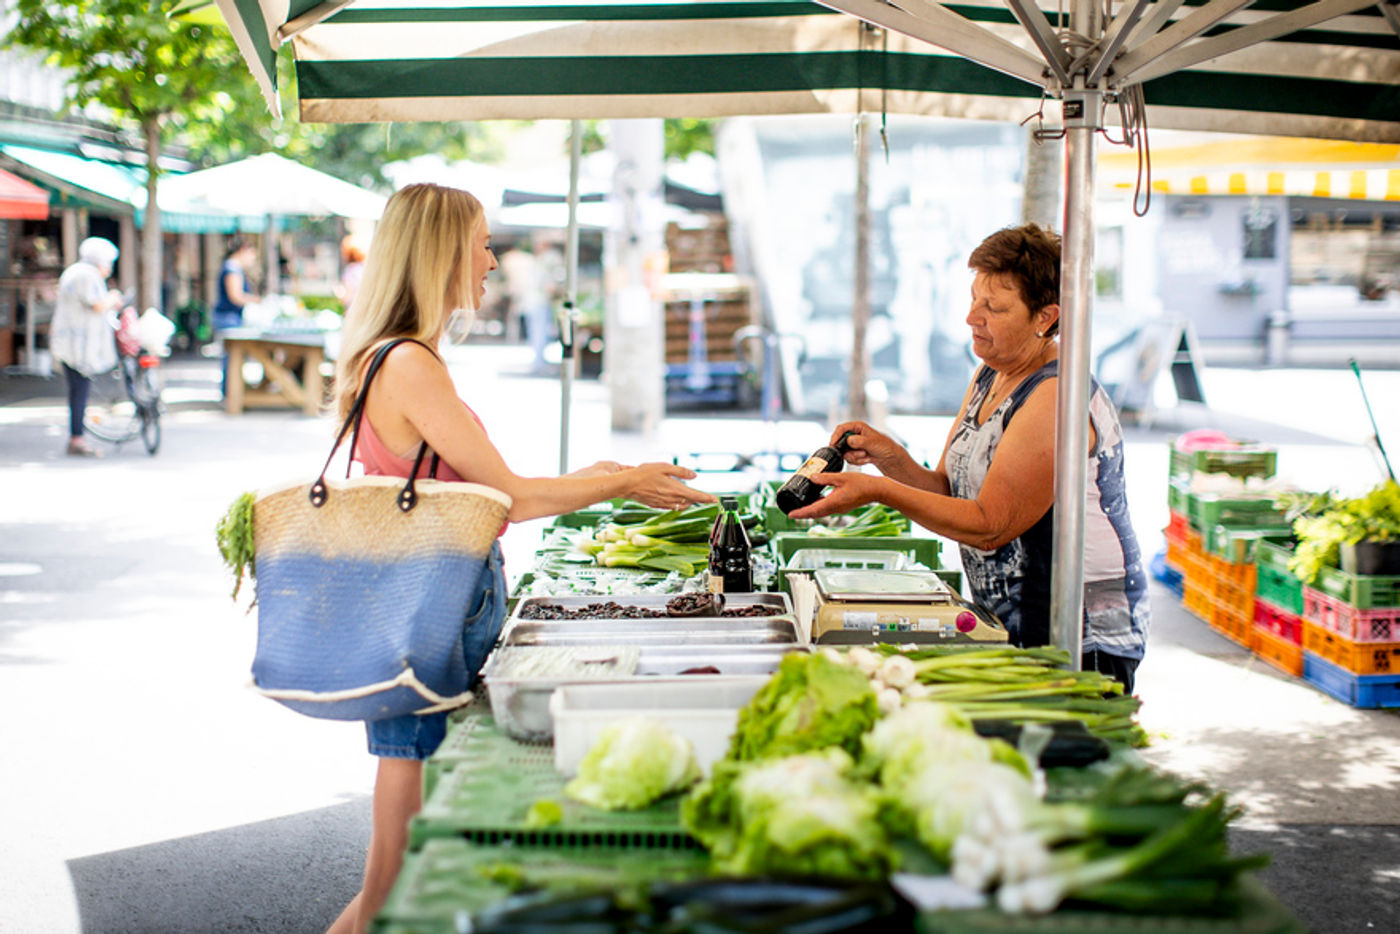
[220,329,329,416]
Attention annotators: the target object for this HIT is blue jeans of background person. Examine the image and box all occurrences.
[365,541,508,759]
[213,310,243,399]
[62,363,91,438]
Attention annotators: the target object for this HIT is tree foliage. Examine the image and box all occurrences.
[5,0,249,151]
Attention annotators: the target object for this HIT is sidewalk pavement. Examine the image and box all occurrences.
[1,345,1397,933]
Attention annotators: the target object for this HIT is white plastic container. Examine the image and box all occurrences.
[548,676,768,777]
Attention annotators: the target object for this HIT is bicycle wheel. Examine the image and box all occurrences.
[82,362,140,445]
[133,365,162,455]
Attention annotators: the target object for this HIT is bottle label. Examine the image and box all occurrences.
[707,572,723,594]
[795,454,828,480]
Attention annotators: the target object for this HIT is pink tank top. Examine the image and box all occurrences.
[352,408,509,538]
[352,412,467,481]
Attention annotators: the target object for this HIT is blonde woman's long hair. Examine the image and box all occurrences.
[334,183,487,421]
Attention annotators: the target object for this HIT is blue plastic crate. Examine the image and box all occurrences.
[1149,549,1184,598]
[1303,652,1400,708]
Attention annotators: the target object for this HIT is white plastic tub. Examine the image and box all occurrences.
[548,676,768,777]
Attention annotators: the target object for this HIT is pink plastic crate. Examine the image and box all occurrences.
[1302,586,1400,643]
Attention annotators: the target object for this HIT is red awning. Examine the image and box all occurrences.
[0,166,50,220]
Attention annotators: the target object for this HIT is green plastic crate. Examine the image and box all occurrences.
[1313,563,1400,610]
[1169,442,1278,481]
[1187,493,1287,535]
[411,711,693,850]
[1167,477,1190,515]
[374,838,710,934]
[772,532,940,568]
[1204,525,1293,564]
[1257,562,1304,615]
[1255,540,1303,614]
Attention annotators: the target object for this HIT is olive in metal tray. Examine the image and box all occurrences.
[517,598,780,620]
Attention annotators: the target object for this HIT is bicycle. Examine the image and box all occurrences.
[83,309,168,455]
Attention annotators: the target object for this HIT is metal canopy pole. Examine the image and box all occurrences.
[1049,0,1101,670]
[559,119,582,474]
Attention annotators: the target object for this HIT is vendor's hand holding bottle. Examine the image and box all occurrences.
[786,470,879,520]
[829,420,919,477]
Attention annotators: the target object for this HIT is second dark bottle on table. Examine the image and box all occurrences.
[708,497,753,593]
[775,430,856,514]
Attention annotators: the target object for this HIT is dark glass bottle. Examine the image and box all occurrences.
[775,430,856,514]
[708,498,752,593]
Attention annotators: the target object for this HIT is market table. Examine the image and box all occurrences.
[372,494,1307,933]
[219,327,330,416]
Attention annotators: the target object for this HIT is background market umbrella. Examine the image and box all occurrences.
[214,0,1400,666]
[160,151,388,293]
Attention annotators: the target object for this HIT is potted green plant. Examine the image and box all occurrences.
[1288,481,1400,584]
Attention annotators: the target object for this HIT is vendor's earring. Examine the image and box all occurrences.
[1037,330,1046,338]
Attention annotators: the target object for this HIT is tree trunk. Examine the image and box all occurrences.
[141,118,163,313]
[1021,126,1063,229]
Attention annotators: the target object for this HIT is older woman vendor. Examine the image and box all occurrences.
[790,223,1149,691]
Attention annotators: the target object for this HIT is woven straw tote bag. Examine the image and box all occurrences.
[250,339,511,721]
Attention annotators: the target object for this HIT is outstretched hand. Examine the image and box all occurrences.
[625,462,717,510]
[786,471,879,520]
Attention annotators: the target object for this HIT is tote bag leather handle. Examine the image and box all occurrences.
[309,338,442,511]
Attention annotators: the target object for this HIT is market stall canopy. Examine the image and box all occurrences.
[0,166,49,219]
[217,0,1400,141]
[157,152,388,219]
[0,143,244,232]
[1101,134,1400,199]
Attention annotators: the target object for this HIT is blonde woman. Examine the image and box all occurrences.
[325,183,713,934]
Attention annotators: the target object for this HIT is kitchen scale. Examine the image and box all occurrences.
[796,568,1008,644]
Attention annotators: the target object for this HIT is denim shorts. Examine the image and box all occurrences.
[366,541,507,759]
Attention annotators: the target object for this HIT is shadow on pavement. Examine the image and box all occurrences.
[67,800,368,934]
[1231,824,1400,934]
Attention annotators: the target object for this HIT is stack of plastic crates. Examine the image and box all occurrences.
[1300,564,1400,708]
[1251,540,1306,676]
[1169,439,1285,644]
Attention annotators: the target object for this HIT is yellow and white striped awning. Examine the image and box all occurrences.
[1100,136,1400,201]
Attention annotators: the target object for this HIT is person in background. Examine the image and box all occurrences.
[324,183,714,934]
[790,223,1149,692]
[336,235,367,313]
[49,237,125,457]
[213,239,259,399]
[499,242,552,373]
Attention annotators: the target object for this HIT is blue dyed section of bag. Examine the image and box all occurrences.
[253,548,489,721]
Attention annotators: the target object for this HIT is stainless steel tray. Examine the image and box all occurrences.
[510,592,792,621]
[502,616,799,647]
[482,643,807,743]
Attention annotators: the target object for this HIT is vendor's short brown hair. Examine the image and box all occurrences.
[969,224,1062,335]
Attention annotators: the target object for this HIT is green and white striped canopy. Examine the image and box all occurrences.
[218,0,1400,141]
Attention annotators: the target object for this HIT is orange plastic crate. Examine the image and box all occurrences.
[1209,596,1252,647]
[1183,586,1212,621]
[1252,623,1304,676]
[1301,621,1400,675]
[1166,510,1190,541]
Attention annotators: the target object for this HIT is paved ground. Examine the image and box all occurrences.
[1,344,1397,933]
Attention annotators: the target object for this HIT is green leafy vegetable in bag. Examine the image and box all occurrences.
[215,491,257,600]
[563,716,700,811]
